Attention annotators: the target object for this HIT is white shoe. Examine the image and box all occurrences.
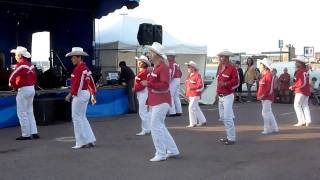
[305,123,311,127]
[166,152,180,159]
[186,124,196,128]
[72,145,84,149]
[149,156,166,162]
[136,131,150,136]
[293,123,304,127]
[261,131,271,135]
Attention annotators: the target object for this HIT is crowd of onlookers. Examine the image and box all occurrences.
[233,58,320,104]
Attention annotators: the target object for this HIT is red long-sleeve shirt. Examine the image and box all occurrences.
[71,62,96,96]
[146,61,171,106]
[216,64,239,95]
[169,59,182,79]
[9,58,36,90]
[292,68,311,96]
[185,72,203,97]
[134,68,148,92]
[257,70,274,101]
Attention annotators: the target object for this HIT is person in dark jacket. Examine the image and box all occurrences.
[234,61,244,102]
[118,61,137,113]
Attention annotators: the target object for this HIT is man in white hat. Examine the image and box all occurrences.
[9,46,39,140]
[167,51,183,117]
[289,56,312,127]
[65,47,97,149]
[133,55,151,136]
[216,50,239,145]
[257,58,279,134]
[185,61,207,127]
[141,42,179,162]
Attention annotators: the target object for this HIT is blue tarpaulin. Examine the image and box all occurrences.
[0,88,129,128]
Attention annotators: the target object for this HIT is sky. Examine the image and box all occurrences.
[108,0,320,56]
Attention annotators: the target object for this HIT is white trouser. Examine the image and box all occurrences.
[218,93,236,141]
[16,86,38,137]
[137,88,151,133]
[169,78,182,114]
[188,96,207,125]
[150,103,179,158]
[72,90,96,147]
[294,93,311,124]
[261,100,279,132]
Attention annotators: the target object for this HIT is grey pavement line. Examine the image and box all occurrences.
[203,105,241,111]
[279,107,320,116]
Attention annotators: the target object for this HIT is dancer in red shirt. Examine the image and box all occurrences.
[257,58,279,134]
[141,42,179,162]
[65,47,97,149]
[9,46,39,140]
[216,50,239,145]
[133,55,151,136]
[167,51,183,116]
[289,56,311,127]
[185,61,207,127]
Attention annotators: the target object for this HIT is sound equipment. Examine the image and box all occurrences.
[37,66,67,89]
[34,95,71,125]
[137,23,153,46]
[153,25,163,44]
[0,52,4,70]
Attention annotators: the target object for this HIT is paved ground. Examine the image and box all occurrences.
[0,102,320,180]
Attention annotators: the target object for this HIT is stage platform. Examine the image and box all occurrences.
[0,86,129,128]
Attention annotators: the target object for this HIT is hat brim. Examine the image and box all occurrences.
[217,51,233,57]
[65,51,89,57]
[293,59,306,63]
[185,63,198,70]
[135,57,151,67]
[260,62,272,69]
[10,49,31,58]
[148,47,167,60]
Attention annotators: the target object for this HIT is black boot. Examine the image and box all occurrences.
[16,136,31,140]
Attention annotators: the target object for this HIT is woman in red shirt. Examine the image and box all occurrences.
[9,46,39,140]
[289,57,311,127]
[185,61,207,127]
[65,47,97,149]
[141,42,179,162]
[257,58,279,134]
[133,55,151,136]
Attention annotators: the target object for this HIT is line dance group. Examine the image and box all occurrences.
[8,42,312,162]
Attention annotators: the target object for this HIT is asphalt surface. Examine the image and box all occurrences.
[0,102,320,180]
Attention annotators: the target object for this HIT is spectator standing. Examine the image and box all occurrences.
[279,68,291,103]
[244,58,256,102]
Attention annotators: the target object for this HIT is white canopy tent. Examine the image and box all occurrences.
[95,13,215,104]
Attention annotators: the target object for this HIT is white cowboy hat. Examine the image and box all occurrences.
[10,46,31,58]
[292,56,307,63]
[135,55,151,67]
[259,58,272,69]
[65,47,89,57]
[217,50,233,57]
[147,42,167,60]
[185,61,198,70]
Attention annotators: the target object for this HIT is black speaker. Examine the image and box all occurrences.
[137,23,153,46]
[34,95,71,125]
[153,25,163,44]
